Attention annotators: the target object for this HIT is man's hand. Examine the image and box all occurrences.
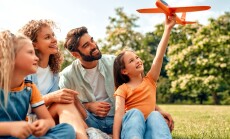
[160,110,174,132]
[84,101,111,117]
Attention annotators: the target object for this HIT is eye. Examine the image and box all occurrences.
[45,35,50,39]
[83,43,89,48]
[129,59,134,63]
[91,37,95,43]
[28,50,34,54]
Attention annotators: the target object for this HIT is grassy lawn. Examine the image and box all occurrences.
[159,105,230,139]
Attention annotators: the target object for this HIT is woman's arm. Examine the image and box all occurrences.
[43,88,79,106]
[113,96,125,139]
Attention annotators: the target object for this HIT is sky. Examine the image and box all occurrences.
[0,0,229,41]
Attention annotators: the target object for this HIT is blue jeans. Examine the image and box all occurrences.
[1,123,76,139]
[85,110,114,134]
[121,109,172,139]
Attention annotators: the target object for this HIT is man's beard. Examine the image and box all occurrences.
[78,45,102,62]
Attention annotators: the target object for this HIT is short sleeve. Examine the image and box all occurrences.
[114,84,127,99]
[30,84,44,108]
[146,72,157,87]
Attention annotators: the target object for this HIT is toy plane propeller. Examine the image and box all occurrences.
[137,0,211,25]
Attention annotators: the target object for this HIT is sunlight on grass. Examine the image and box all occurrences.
[159,105,230,139]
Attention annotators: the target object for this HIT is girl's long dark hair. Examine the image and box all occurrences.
[113,51,130,89]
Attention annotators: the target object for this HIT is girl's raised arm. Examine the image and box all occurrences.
[148,15,176,82]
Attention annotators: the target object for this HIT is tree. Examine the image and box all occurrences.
[166,12,230,104]
[99,7,153,73]
[58,41,75,70]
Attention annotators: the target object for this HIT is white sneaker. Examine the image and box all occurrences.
[86,127,112,139]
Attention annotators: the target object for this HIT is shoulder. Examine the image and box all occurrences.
[114,84,127,97]
[100,54,116,66]
[101,54,116,61]
[60,60,78,75]
[145,73,157,87]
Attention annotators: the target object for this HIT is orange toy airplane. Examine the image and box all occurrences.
[137,0,211,25]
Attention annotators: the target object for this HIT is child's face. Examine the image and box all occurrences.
[33,26,58,56]
[121,51,144,76]
[15,39,39,76]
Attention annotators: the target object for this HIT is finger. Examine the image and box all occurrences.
[98,111,108,118]
[64,88,79,95]
[171,121,174,131]
[62,95,74,101]
[99,102,111,107]
[60,99,74,104]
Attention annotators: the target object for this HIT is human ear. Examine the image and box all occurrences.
[121,69,128,75]
[71,52,81,59]
[32,42,39,50]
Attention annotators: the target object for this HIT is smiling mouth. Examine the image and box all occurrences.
[136,64,142,68]
[49,45,58,49]
[91,49,98,55]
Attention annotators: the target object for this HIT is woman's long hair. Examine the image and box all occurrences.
[19,19,62,74]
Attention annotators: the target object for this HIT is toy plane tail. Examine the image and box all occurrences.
[179,12,196,25]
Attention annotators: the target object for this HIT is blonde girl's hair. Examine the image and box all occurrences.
[0,30,29,106]
[19,19,62,74]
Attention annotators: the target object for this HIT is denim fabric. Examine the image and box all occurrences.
[26,73,59,95]
[121,109,172,139]
[1,123,75,139]
[59,54,116,116]
[85,110,114,134]
[0,88,31,121]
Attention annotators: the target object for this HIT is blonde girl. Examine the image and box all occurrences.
[0,30,75,139]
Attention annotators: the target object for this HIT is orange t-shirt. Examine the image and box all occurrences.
[114,73,156,119]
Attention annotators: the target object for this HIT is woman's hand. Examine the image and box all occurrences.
[43,88,79,105]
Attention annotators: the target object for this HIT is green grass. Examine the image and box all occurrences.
[159,105,230,139]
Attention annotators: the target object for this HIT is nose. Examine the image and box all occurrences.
[136,59,142,64]
[89,41,97,49]
[51,36,57,43]
[35,55,39,61]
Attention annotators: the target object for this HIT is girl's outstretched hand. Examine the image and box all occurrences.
[10,121,35,139]
[165,14,176,30]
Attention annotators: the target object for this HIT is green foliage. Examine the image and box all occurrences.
[59,7,230,105]
[143,24,169,77]
[166,12,230,104]
[58,41,75,70]
[99,7,153,74]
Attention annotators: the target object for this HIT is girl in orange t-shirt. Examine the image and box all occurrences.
[113,15,176,139]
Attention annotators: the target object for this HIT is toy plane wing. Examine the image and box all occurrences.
[137,6,211,13]
[137,0,211,25]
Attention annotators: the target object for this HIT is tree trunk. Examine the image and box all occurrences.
[212,92,220,104]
